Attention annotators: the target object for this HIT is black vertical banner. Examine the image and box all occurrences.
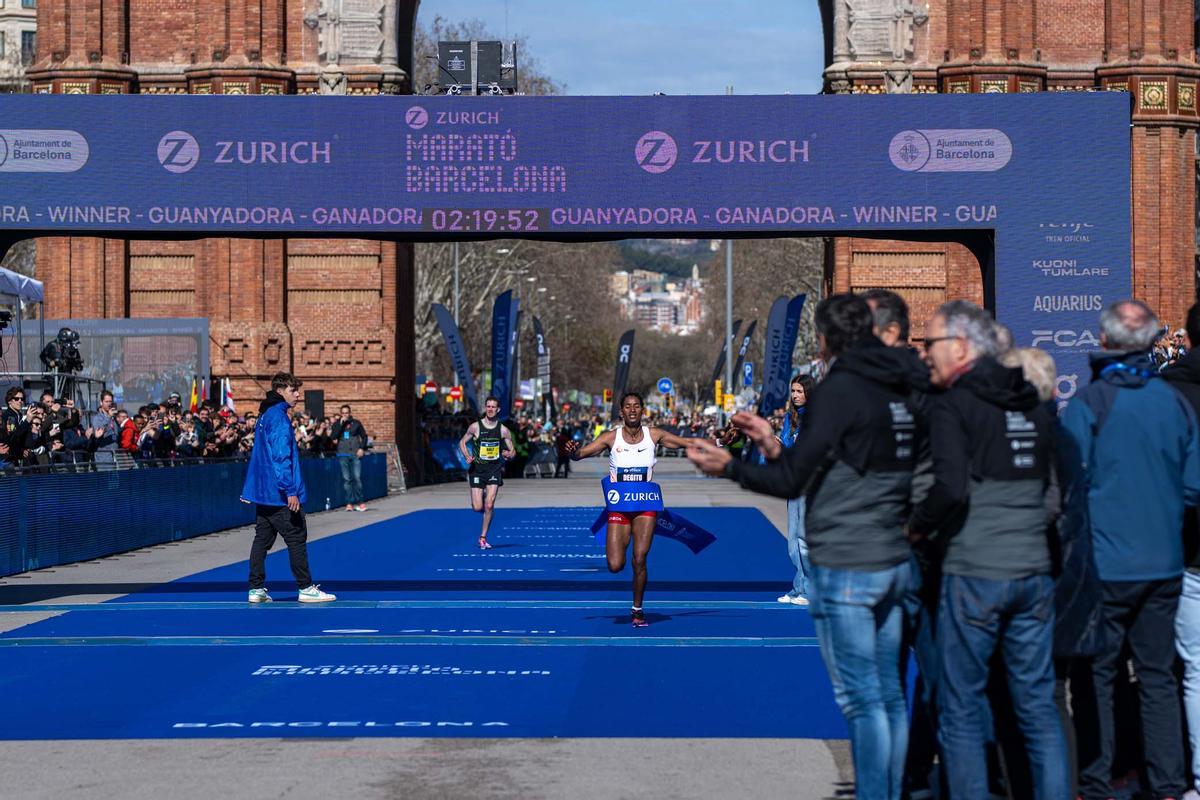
[432,303,479,414]
[731,319,758,386]
[533,316,554,421]
[610,329,636,421]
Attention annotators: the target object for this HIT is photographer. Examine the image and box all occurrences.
[176,418,200,457]
[1,387,27,466]
[90,391,118,453]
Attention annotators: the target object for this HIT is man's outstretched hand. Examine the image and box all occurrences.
[687,439,734,477]
[732,412,782,460]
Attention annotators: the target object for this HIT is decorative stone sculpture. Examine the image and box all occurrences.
[305,0,399,67]
[833,0,928,63]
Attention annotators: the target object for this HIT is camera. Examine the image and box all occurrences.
[39,327,84,374]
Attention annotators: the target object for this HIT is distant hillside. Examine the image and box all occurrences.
[616,239,718,279]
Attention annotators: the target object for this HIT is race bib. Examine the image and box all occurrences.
[479,443,501,460]
[615,466,648,482]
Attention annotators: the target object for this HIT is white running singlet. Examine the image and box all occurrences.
[609,425,656,482]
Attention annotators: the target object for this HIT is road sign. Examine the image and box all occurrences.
[423,380,439,394]
[723,394,735,413]
[743,361,753,387]
[448,385,463,401]
[657,377,674,395]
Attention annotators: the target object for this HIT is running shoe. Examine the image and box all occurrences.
[777,593,796,604]
[248,588,272,604]
[355,504,368,512]
[344,504,354,512]
[478,536,493,550]
[790,596,810,607]
[631,608,649,628]
[298,584,336,603]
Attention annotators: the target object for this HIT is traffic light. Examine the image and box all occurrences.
[714,379,723,406]
[603,388,613,403]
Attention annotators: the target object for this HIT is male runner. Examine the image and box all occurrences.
[459,396,516,549]
[565,392,695,627]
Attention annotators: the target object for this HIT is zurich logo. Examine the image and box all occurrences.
[606,489,620,505]
[406,106,429,130]
[635,131,677,174]
[157,131,200,174]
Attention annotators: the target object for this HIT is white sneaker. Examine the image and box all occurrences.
[298,584,336,603]
[789,596,810,606]
[777,594,796,603]
[248,588,272,604]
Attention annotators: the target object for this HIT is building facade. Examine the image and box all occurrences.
[0,0,37,92]
[27,0,421,466]
[818,0,1198,339]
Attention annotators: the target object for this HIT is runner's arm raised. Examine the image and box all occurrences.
[458,423,478,464]
[567,429,614,460]
[651,428,694,451]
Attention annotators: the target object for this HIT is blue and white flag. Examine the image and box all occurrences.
[758,294,806,418]
[490,290,516,420]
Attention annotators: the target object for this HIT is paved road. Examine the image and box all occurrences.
[0,458,853,800]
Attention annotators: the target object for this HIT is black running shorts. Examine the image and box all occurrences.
[469,465,504,488]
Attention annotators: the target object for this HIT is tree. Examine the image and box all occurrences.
[413,16,566,96]
[701,237,825,395]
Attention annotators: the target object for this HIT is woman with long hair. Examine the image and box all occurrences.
[778,374,817,606]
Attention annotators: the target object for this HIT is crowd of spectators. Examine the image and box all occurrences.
[0,385,372,472]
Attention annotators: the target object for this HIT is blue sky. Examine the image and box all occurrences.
[416,1,826,96]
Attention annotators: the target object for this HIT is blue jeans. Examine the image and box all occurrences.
[810,561,913,800]
[785,497,811,598]
[939,573,1068,800]
[1177,572,1200,795]
[339,455,363,504]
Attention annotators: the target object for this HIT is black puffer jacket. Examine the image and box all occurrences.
[730,338,920,572]
[909,357,1055,580]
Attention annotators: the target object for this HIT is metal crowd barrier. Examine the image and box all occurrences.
[522,445,559,478]
[0,453,388,577]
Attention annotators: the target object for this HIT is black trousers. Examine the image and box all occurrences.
[1079,577,1185,799]
[249,504,313,591]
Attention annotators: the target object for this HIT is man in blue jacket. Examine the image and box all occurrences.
[1063,299,1200,800]
[240,372,335,604]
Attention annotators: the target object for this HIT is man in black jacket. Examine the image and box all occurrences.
[690,294,919,800]
[909,299,1067,799]
[863,288,944,798]
[1162,300,1200,800]
[330,404,369,512]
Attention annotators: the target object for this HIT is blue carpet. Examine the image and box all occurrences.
[0,506,847,740]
